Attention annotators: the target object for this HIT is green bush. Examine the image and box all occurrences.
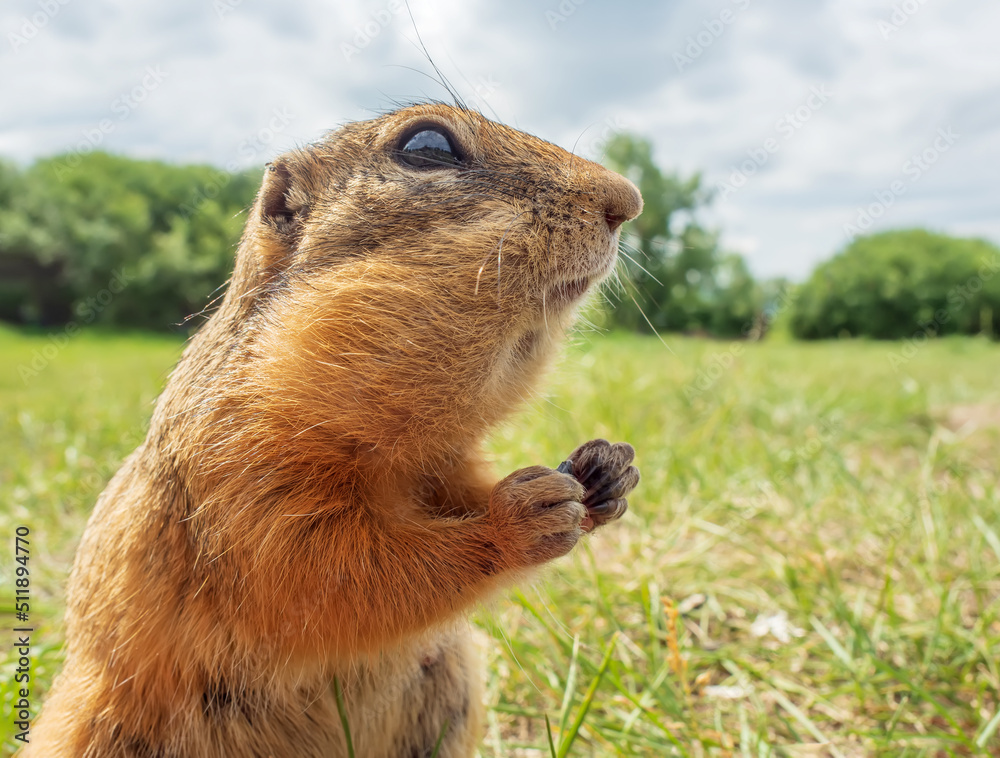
[0,153,261,330]
[790,229,1000,339]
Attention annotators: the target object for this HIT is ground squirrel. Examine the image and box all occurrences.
[28,102,643,757]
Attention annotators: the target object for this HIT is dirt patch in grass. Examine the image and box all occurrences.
[939,403,1000,433]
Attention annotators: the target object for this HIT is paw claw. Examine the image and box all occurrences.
[561,439,639,530]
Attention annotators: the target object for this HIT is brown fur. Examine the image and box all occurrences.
[27,103,642,757]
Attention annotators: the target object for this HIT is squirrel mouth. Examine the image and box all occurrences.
[546,277,593,306]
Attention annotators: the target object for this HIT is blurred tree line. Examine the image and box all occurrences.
[601,134,773,338]
[0,142,997,339]
[0,153,260,330]
[602,134,1000,341]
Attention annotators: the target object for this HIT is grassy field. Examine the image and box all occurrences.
[1,325,999,756]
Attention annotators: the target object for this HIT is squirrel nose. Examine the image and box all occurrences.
[601,172,643,232]
[605,210,629,232]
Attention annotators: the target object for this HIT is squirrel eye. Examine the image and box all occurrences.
[397,127,462,169]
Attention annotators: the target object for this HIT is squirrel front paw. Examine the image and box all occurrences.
[489,466,587,567]
[557,439,639,532]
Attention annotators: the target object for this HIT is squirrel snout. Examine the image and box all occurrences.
[600,171,643,232]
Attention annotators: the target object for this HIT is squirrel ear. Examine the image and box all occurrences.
[258,155,312,256]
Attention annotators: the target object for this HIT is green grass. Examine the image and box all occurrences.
[1,325,999,756]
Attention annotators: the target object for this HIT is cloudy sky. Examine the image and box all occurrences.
[3,0,998,279]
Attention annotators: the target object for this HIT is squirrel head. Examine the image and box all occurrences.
[218,103,642,460]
